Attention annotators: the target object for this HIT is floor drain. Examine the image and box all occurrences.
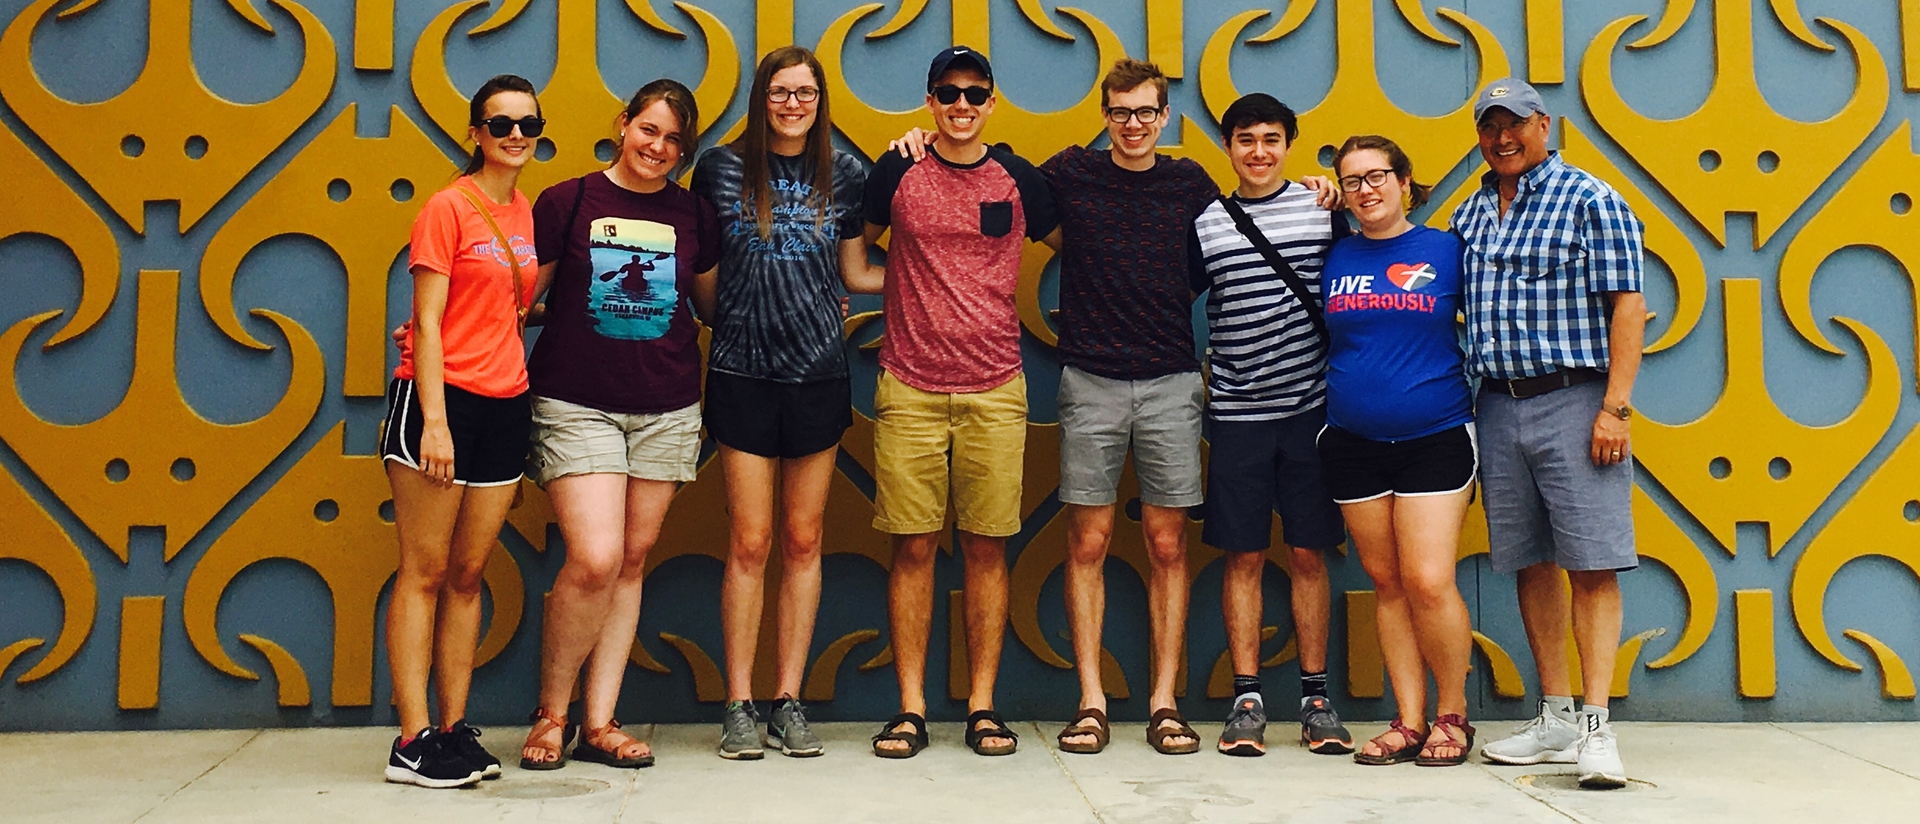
[482,777,611,799]
[1516,773,1658,792]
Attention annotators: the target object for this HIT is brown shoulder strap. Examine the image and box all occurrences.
[451,183,528,335]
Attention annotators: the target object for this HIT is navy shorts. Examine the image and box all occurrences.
[705,371,852,459]
[1200,406,1346,552]
[380,378,531,486]
[1317,423,1478,504]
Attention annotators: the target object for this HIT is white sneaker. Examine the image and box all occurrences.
[1576,712,1627,789]
[1480,700,1580,765]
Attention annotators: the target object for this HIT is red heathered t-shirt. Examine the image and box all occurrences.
[395,177,538,398]
[863,145,1060,393]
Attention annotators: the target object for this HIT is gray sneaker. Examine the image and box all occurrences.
[1299,696,1353,754]
[1576,712,1627,789]
[1218,692,1267,756]
[768,696,824,757]
[1481,700,1580,765]
[718,700,764,760]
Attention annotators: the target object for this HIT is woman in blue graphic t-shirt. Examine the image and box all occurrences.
[1318,135,1477,769]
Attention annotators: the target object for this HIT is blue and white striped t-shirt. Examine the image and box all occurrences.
[1188,182,1345,421]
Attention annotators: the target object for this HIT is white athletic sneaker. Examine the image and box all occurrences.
[1576,712,1627,789]
[1480,700,1580,765]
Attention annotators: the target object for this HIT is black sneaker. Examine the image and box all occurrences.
[446,719,503,779]
[1218,692,1267,756]
[386,728,482,789]
[1299,696,1354,754]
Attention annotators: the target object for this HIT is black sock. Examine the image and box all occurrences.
[1232,675,1261,697]
[1301,669,1329,700]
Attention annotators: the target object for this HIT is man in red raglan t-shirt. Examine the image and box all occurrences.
[861,45,1060,759]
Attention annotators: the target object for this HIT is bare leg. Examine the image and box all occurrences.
[1142,503,1192,748]
[1289,545,1331,675]
[960,531,1013,750]
[431,483,517,727]
[719,447,778,702]
[1344,496,1427,755]
[1061,503,1112,748]
[1568,570,1623,709]
[1516,562,1573,696]
[1394,490,1473,720]
[386,463,464,736]
[1222,550,1266,678]
[875,531,939,754]
[773,448,836,697]
[577,477,676,757]
[525,473,629,765]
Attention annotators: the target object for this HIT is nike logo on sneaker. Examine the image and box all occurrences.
[396,752,422,770]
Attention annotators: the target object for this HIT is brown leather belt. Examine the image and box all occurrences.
[1484,368,1605,400]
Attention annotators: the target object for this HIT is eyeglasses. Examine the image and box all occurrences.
[1104,106,1162,125]
[931,84,992,106]
[1476,115,1539,138]
[767,86,819,103]
[1338,168,1395,192]
[476,115,546,138]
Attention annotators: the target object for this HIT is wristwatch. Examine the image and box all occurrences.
[1604,402,1633,421]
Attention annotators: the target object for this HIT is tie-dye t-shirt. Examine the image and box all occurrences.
[526,171,722,415]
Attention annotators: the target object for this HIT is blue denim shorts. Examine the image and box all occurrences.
[1476,380,1637,573]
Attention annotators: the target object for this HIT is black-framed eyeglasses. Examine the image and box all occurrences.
[1338,168,1395,192]
[767,86,819,103]
[1104,106,1162,125]
[476,115,546,138]
[931,84,992,106]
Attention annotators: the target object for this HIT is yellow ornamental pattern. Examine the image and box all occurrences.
[0,0,1916,722]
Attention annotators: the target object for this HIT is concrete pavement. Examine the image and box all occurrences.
[3,721,1917,822]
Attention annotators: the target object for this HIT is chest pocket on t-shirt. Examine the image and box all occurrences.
[979,200,1013,238]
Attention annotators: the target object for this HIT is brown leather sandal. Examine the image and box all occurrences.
[1415,713,1475,767]
[574,719,654,768]
[519,707,574,771]
[1056,707,1110,754]
[1354,718,1428,765]
[1146,707,1200,755]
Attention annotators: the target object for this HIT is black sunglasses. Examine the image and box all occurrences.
[476,115,546,138]
[931,85,992,106]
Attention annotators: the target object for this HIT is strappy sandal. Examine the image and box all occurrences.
[1055,707,1110,754]
[1354,718,1428,766]
[965,709,1019,756]
[871,712,929,759]
[1146,707,1200,755]
[574,719,654,768]
[519,707,575,771]
[1416,713,1476,767]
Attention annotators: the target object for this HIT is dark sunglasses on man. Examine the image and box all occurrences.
[475,115,547,139]
[931,84,992,106]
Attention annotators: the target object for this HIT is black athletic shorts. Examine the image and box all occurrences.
[704,371,853,459]
[1316,422,1477,504]
[1198,407,1347,553]
[380,377,531,486]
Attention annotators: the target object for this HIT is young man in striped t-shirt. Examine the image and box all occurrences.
[1188,93,1352,758]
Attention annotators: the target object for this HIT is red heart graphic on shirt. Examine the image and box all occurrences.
[1386,262,1436,291]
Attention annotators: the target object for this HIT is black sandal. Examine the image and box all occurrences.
[966,709,1019,756]
[1147,707,1200,755]
[1056,707,1110,754]
[871,712,929,759]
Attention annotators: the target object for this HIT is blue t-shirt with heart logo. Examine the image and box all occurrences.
[1322,225,1472,441]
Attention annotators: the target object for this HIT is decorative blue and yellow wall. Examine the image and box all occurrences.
[2,0,1918,730]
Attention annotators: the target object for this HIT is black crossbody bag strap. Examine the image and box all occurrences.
[1217,195,1327,342]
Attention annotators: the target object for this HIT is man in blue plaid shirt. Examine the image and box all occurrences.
[1451,78,1646,790]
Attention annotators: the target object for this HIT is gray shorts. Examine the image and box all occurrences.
[1057,365,1204,508]
[527,396,702,486]
[1476,379,1637,573]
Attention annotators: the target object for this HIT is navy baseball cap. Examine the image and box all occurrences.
[927,45,993,91]
[1473,77,1547,122]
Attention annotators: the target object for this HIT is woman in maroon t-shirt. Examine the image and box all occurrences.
[517,79,721,771]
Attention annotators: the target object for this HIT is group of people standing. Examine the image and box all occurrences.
[377,42,1645,794]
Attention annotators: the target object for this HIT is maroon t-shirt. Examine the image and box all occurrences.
[864,145,1059,393]
[527,172,722,414]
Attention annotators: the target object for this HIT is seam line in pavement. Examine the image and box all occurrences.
[1474,762,1586,823]
[131,728,263,823]
[1035,721,1107,822]
[1770,723,1920,782]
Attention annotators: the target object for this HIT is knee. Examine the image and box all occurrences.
[1402,568,1458,610]
[557,551,622,591]
[1223,550,1265,580]
[1567,569,1619,597]
[1289,546,1327,581]
[780,521,824,566]
[397,556,449,593]
[960,540,1004,568]
[1145,531,1186,570]
[1066,524,1112,567]
[728,528,774,572]
[442,563,486,598]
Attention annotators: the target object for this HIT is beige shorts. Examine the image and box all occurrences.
[527,396,701,486]
[872,371,1026,537]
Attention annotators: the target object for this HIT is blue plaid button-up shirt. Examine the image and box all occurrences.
[1452,152,1644,381]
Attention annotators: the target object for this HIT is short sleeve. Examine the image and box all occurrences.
[1002,153,1060,241]
[532,177,582,266]
[409,189,466,276]
[691,190,723,274]
[1583,188,1644,294]
[1187,215,1212,295]
[689,147,727,210]
[833,152,868,241]
[864,151,911,227]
